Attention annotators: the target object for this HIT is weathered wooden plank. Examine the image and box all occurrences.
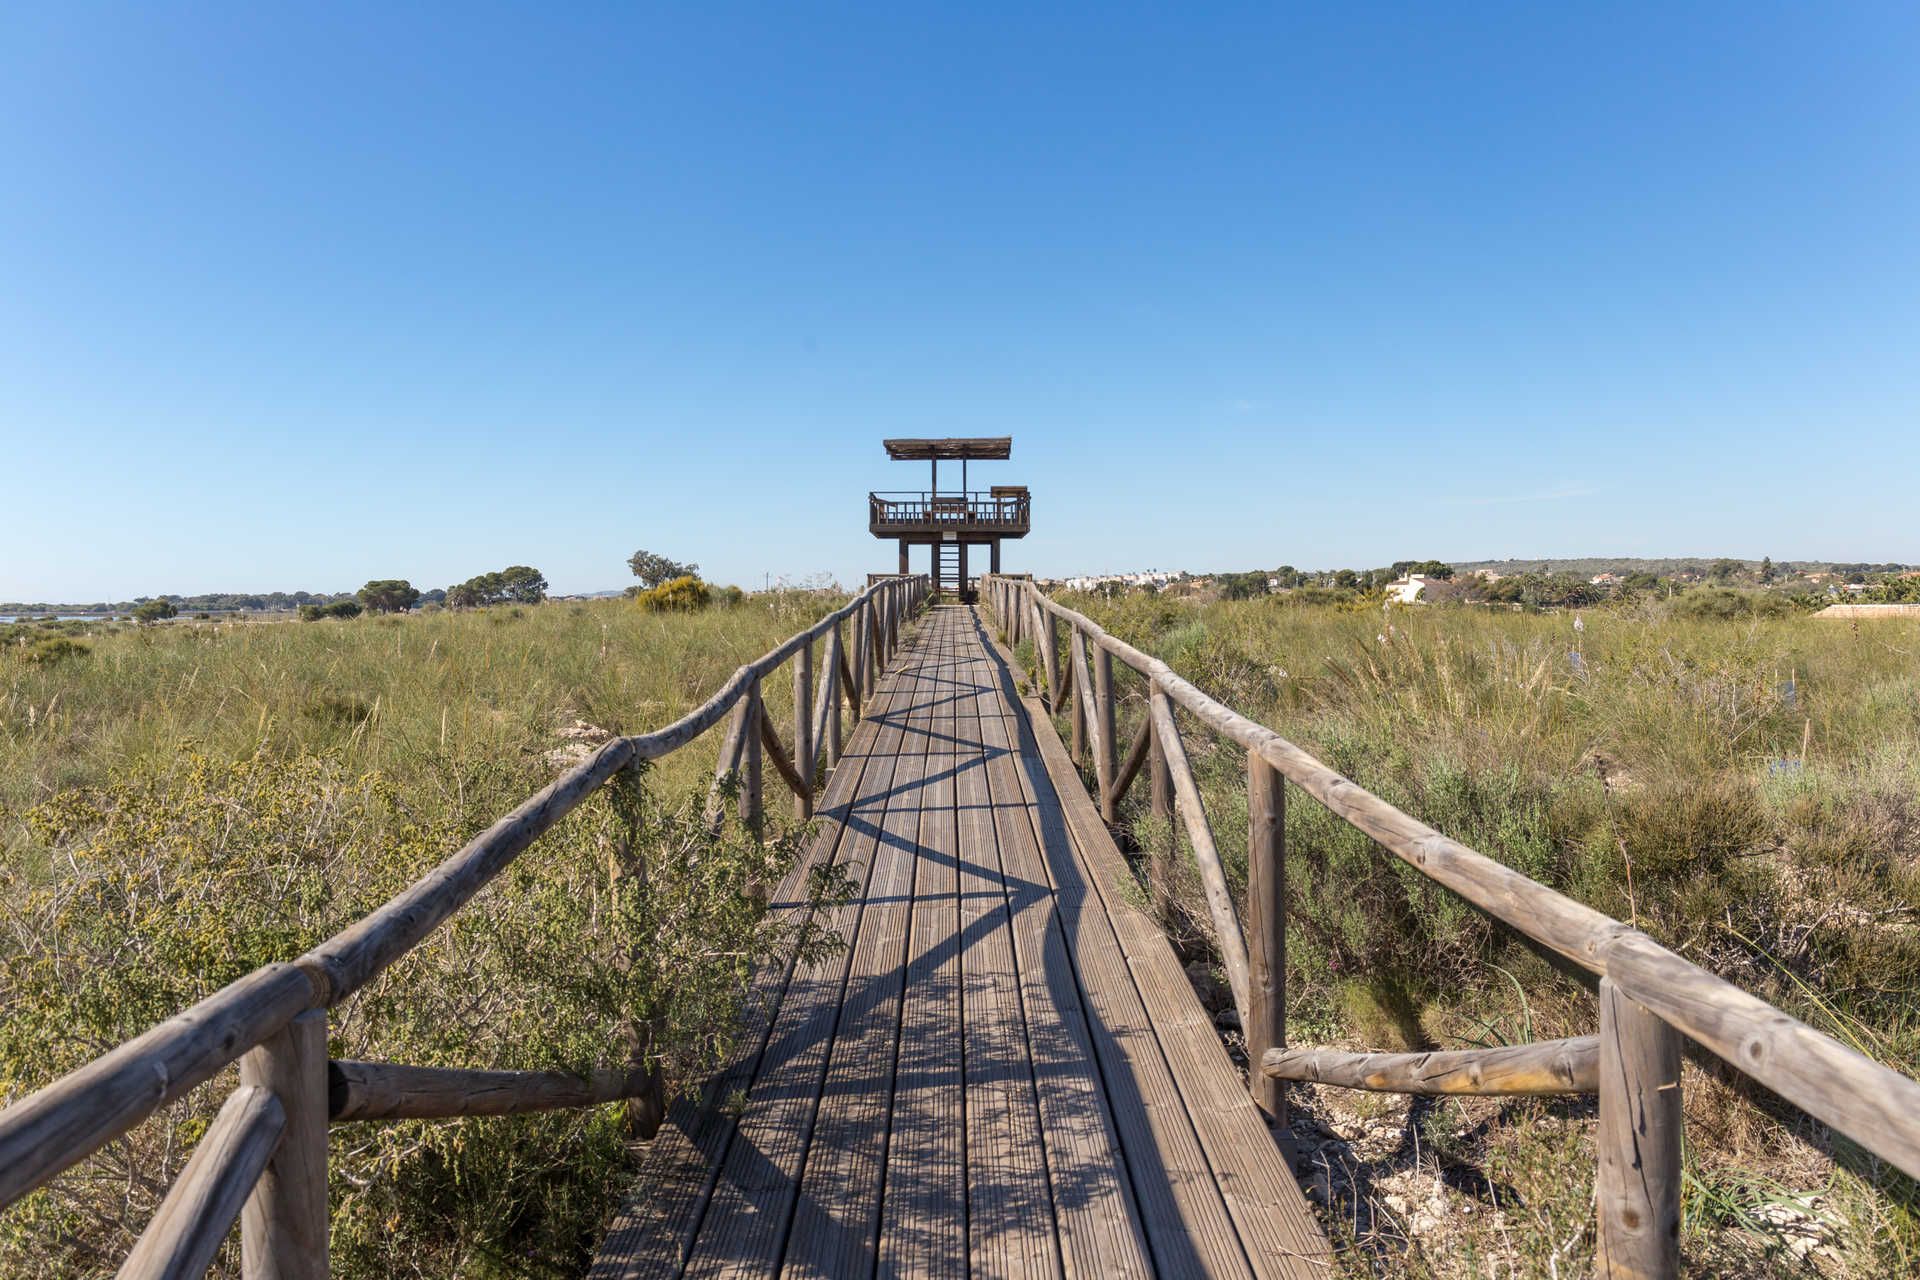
[983,637,1144,1274]
[880,608,968,1279]
[954,641,1064,1280]
[777,611,942,1280]
[119,1087,284,1280]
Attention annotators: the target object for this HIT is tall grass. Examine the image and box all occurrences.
[1052,591,1920,1273]
[0,595,851,1277]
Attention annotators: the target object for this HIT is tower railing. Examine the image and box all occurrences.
[868,490,1031,532]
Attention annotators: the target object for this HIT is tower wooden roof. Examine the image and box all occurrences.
[882,437,1012,461]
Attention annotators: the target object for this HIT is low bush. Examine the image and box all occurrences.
[633,575,712,612]
[21,637,90,666]
[298,600,364,622]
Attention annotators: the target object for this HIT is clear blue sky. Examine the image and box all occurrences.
[4,3,1916,599]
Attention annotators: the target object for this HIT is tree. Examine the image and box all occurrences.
[1216,571,1268,600]
[1708,558,1742,583]
[1333,568,1359,589]
[131,599,176,624]
[447,566,548,608]
[357,579,421,614]
[629,550,700,589]
[1759,556,1776,584]
[497,566,548,604]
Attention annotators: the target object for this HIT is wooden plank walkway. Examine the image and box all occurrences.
[591,605,1328,1279]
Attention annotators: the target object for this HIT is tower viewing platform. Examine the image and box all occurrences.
[870,436,1030,600]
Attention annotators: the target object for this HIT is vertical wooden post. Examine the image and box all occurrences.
[1069,627,1089,766]
[865,601,879,694]
[740,678,764,839]
[1044,610,1061,711]
[1597,977,1682,1280]
[1094,643,1117,821]
[958,542,970,603]
[827,623,845,765]
[1246,753,1287,1123]
[990,539,1001,574]
[241,1008,328,1280]
[898,539,909,575]
[1148,701,1174,918]
[793,641,813,818]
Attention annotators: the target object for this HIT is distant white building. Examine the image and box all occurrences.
[1385,574,1430,605]
[1057,570,1182,593]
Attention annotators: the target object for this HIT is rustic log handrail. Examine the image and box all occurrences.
[0,574,928,1279]
[983,573,1920,1279]
[1263,1038,1598,1096]
[327,1059,660,1123]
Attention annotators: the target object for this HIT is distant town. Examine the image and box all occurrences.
[1040,557,1920,611]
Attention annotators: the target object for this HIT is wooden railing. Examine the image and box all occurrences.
[0,574,928,1280]
[983,574,1920,1279]
[868,490,1032,532]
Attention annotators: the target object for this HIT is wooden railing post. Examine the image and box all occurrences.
[1068,626,1089,766]
[1093,643,1117,822]
[865,600,879,693]
[1147,704,1174,918]
[792,641,813,818]
[1043,608,1061,711]
[1597,978,1682,1279]
[1246,754,1286,1124]
[241,1009,328,1280]
[740,678,764,839]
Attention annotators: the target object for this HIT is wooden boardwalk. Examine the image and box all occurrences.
[591,605,1328,1280]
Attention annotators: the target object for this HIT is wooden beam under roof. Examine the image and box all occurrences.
[882,437,1012,461]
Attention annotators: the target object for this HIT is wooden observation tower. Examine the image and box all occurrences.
[869,436,1030,602]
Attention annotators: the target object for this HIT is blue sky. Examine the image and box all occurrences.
[4,3,1917,598]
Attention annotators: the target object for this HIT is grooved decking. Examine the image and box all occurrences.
[591,605,1328,1279]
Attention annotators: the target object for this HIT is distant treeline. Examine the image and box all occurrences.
[0,591,362,615]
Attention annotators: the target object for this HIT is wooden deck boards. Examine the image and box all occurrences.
[592,606,1327,1280]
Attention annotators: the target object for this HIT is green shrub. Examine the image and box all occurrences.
[0,748,841,1276]
[1672,587,1799,620]
[633,575,712,612]
[298,600,364,622]
[21,637,90,666]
